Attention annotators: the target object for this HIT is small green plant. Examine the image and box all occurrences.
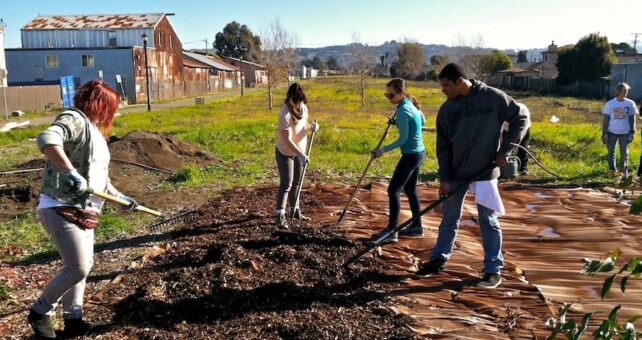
[547,249,642,339]
[168,164,204,184]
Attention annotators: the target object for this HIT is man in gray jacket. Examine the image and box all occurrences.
[414,63,530,288]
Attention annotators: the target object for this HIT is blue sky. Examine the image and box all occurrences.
[2,0,642,51]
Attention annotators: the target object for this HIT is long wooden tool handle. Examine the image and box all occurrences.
[291,119,319,220]
[336,113,397,225]
[88,189,164,217]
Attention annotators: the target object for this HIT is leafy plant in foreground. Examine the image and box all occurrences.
[546,249,642,339]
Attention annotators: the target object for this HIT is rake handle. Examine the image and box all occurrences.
[336,113,397,225]
[87,189,164,217]
[291,119,319,223]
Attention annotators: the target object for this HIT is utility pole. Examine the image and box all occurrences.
[205,38,208,55]
[632,33,642,52]
[141,33,151,112]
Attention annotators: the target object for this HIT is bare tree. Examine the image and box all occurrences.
[348,32,377,108]
[452,33,485,78]
[257,19,294,110]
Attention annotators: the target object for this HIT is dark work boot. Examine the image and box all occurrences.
[398,222,423,237]
[414,258,446,278]
[27,309,56,339]
[275,213,288,229]
[292,209,311,221]
[63,318,96,337]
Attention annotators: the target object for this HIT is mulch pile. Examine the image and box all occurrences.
[0,131,216,223]
[109,131,212,172]
[88,186,417,339]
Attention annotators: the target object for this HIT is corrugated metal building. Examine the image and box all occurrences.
[610,62,642,102]
[221,56,267,87]
[6,13,185,103]
[182,52,240,92]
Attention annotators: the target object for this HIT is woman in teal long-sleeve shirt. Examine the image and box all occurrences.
[372,78,426,243]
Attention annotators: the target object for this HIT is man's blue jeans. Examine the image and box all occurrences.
[430,181,504,274]
[606,132,631,174]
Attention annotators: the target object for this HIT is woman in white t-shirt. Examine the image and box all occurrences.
[274,83,318,228]
[602,82,639,177]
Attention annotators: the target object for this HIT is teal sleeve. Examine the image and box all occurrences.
[383,113,410,152]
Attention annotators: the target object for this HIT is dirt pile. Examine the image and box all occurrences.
[109,131,212,172]
[89,187,417,339]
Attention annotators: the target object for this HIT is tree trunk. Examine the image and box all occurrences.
[268,85,273,110]
[360,74,366,107]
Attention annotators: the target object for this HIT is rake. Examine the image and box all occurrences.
[335,113,397,226]
[291,119,319,225]
[86,188,199,232]
[343,164,495,267]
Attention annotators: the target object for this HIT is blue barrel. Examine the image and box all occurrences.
[60,76,75,108]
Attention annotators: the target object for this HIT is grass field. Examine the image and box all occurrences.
[0,76,633,259]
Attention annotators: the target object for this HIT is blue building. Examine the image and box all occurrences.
[6,13,185,103]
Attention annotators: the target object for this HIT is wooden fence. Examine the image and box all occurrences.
[0,85,61,114]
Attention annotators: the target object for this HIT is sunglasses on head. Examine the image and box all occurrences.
[384,93,396,99]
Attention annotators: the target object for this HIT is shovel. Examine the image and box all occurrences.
[343,164,495,267]
[290,119,319,225]
[336,113,398,226]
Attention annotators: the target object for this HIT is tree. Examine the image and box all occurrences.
[256,19,294,110]
[476,50,512,82]
[556,33,615,84]
[452,33,485,78]
[214,21,261,61]
[517,50,528,63]
[611,42,638,56]
[390,42,425,79]
[430,54,449,74]
[348,32,377,108]
[326,56,340,71]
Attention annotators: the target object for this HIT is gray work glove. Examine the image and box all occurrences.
[629,132,635,143]
[602,134,608,145]
[117,193,139,211]
[296,153,309,165]
[311,122,320,132]
[64,169,88,195]
[372,148,384,159]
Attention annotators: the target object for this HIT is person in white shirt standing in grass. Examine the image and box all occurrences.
[602,82,639,178]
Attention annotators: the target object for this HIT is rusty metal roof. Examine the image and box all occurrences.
[183,52,237,72]
[22,13,166,30]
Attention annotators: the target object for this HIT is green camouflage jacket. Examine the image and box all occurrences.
[37,109,93,208]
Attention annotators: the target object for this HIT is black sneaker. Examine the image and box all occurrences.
[27,309,56,339]
[370,229,398,244]
[275,214,288,229]
[292,209,311,221]
[477,272,502,288]
[414,258,446,278]
[398,224,423,237]
[63,318,95,337]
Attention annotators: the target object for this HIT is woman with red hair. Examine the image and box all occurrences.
[28,80,138,338]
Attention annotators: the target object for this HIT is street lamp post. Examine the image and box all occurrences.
[141,33,151,111]
[239,56,244,96]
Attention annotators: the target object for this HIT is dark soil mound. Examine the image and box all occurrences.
[92,187,417,339]
[109,131,212,172]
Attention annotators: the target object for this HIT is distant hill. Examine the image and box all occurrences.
[189,41,546,68]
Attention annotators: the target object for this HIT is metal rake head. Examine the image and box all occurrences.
[147,209,200,233]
